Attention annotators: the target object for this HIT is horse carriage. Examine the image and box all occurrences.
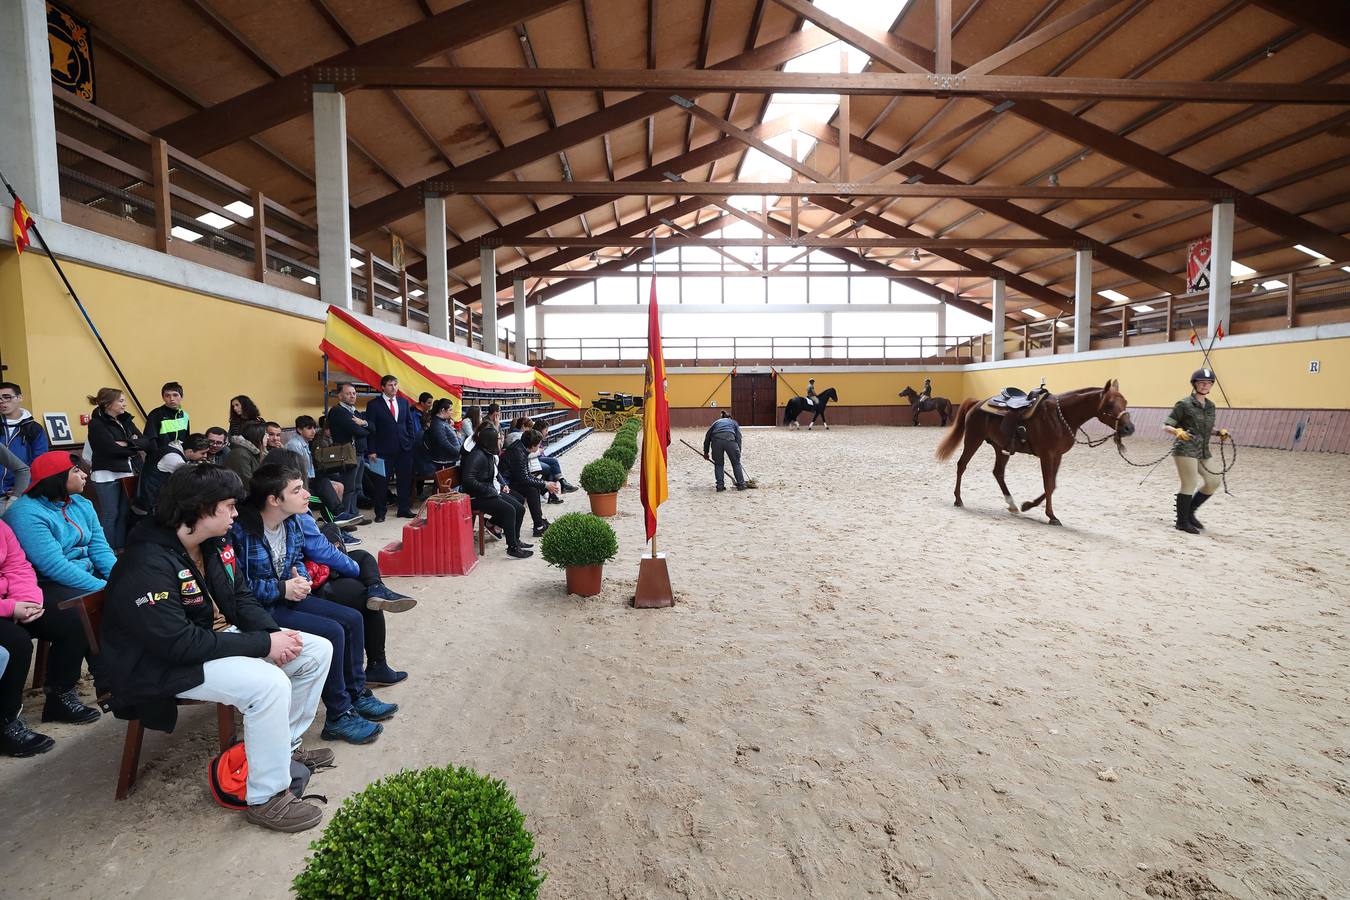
[582,391,644,432]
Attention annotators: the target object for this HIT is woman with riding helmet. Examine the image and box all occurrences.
[1163,367,1231,534]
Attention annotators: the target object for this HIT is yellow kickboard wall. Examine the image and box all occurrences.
[962,337,1349,409]
[1,251,325,442]
[548,371,966,410]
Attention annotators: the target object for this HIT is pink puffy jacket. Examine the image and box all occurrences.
[0,519,42,617]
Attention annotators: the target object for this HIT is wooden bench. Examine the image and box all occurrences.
[59,590,236,800]
[434,467,487,556]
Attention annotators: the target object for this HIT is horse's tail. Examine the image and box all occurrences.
[936,399,977,461]
[782,401,793,425]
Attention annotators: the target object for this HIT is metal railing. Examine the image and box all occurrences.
[528,334,983,366]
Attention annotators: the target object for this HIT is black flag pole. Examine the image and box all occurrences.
[1,169,148,418]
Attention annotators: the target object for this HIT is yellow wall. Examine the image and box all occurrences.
[552,370,965,409]
[962,337,1350,409]
[2,251,325,440]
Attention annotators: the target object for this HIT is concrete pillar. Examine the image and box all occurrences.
[0,0,62,220]
[1073,248,1092,353]
[1208,201,1234,339]
[514,277,530,365]
[424,194,449,340]
[822,309,833,360]
[313,86,352,309]
[991,277,1006,362]
[479,244,497,355]
[535,303,545,359]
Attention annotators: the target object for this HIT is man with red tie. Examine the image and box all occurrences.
[364,375,418,521]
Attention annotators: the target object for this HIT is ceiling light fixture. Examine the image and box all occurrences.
[1048,172,1059,187]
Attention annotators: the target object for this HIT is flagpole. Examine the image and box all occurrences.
[1,170,149,419]
[650,230,657,560]
[1185,317,1232,408]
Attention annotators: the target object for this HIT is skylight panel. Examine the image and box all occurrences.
[170,226,202,242]
[1098,289,1129,303]
[195,212,232,229]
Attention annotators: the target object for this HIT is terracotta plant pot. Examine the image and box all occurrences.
[565,564,604,597]
[588,491,618,517]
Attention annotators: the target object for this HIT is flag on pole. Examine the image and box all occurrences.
[12,198,33,254]
[1216,322,1225,340]
[640,275,670,542]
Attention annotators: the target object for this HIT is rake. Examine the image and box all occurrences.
[679,439,759,489]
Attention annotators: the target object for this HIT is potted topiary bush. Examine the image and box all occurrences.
[539,512,619,596]
[579,457,625,516]
[603,443,636,472]
[292,764,545,899]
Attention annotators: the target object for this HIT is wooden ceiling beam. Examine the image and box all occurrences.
[505,237,1074,248]
[960,0,1133,76]
[768,0,932,73]
[306,66,1350,104]
[435,181,1226,201]
[518,268,994,278]
[349,28,833,235]
[1251,0,1350,50]
[154,0,574,157]
[798,18,1350,267]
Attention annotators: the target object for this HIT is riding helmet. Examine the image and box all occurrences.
[1190,367,1216,383]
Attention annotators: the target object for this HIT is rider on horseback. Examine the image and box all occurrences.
[920,378,932,400]
[805,379,817,408]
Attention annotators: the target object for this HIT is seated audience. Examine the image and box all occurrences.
[87,387,146,551]
[502,429,559,538]
[0,444,30,516]
[205,427,230,466]
[2,451,110,725]
[264,421,286,453]
[137,433,211,516]
[286,416,354,526]
[0,382,49,499]
[230,465,399,745]
[415,399,461,480]
[2,517,74,755]
[228,395,265,437]
[504,416,533,447]
[100,463,334,832]
[224,422,267,489]
[461,426,532,559]
[459,406,481,445]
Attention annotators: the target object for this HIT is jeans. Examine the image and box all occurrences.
[315,550,388,663]
[341,457,364,518]
[510,481,547,528]
[710,436,745,489]
[268,596,366,718]
[309,477,342,520]
[537,455,562,481]
[178,628,331,805]
[92,479,131,551]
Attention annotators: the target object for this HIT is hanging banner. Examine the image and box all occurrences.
[1186,237,1211,293]
[390,233,406,271]
[48,2,95,102]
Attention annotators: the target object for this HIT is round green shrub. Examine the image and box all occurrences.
[610,434,637,450]
[539,511,619,569]
[292,765,545,900]
[603,443,636,470]
[579,457,625,494]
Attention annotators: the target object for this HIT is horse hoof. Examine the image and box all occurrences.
[1019,501,1035,512]
[1048,518,1062,526]
[953,499,963,508]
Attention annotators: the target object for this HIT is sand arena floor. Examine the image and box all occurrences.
[2,425,1347,899]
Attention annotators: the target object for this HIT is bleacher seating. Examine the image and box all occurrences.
[459,386,592,457]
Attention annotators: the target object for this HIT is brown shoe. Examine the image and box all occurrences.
[292,746,335,772]
[244,790,324,833]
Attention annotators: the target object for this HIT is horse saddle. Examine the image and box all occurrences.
[982,387,1049,417]
[804,396,817,407]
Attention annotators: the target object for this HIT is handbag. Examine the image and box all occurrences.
[314,442,356,471]
[303,559,331,589]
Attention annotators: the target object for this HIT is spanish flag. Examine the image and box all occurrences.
[12,198,33,254]
[640,275,670,542]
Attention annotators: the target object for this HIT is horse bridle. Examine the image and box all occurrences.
[1054,394,1128,447]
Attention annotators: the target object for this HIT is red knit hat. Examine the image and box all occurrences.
[26,450,82,493]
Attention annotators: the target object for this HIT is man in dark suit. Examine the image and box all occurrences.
[327,381,373,521]
[364,375,418,520]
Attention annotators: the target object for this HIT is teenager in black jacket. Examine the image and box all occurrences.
[86,387,146,551]
[460,426,532,559]
[501,429,559,538]
[100,463,334,832]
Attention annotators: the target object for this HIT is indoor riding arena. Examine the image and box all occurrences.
[1,1,1347,898]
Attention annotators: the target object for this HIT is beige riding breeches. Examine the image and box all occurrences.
[1174,455,1221,495]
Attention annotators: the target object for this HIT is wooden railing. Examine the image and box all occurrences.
[50,90,492,347]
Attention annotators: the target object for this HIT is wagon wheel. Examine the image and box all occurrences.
[602,413,622,432]
[582,408,601,429]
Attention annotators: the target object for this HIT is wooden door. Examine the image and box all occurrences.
[731,373,776,426]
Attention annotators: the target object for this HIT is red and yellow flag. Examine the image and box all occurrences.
[640,275,670,542]
[12,198,33,254]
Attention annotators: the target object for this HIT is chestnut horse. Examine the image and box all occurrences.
[899,386,953,426]
[935,380,1134,525]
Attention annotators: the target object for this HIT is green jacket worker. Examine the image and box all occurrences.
[1163,367,1231,534]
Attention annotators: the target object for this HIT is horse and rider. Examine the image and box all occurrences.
[898,378,954,426]
[783,380,837,429]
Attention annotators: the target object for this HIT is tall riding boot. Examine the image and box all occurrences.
[1189,491,1212,530]
[1175,494,1200,534]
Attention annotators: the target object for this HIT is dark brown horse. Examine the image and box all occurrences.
[935,380,1134,525]
[899,386,953,427]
